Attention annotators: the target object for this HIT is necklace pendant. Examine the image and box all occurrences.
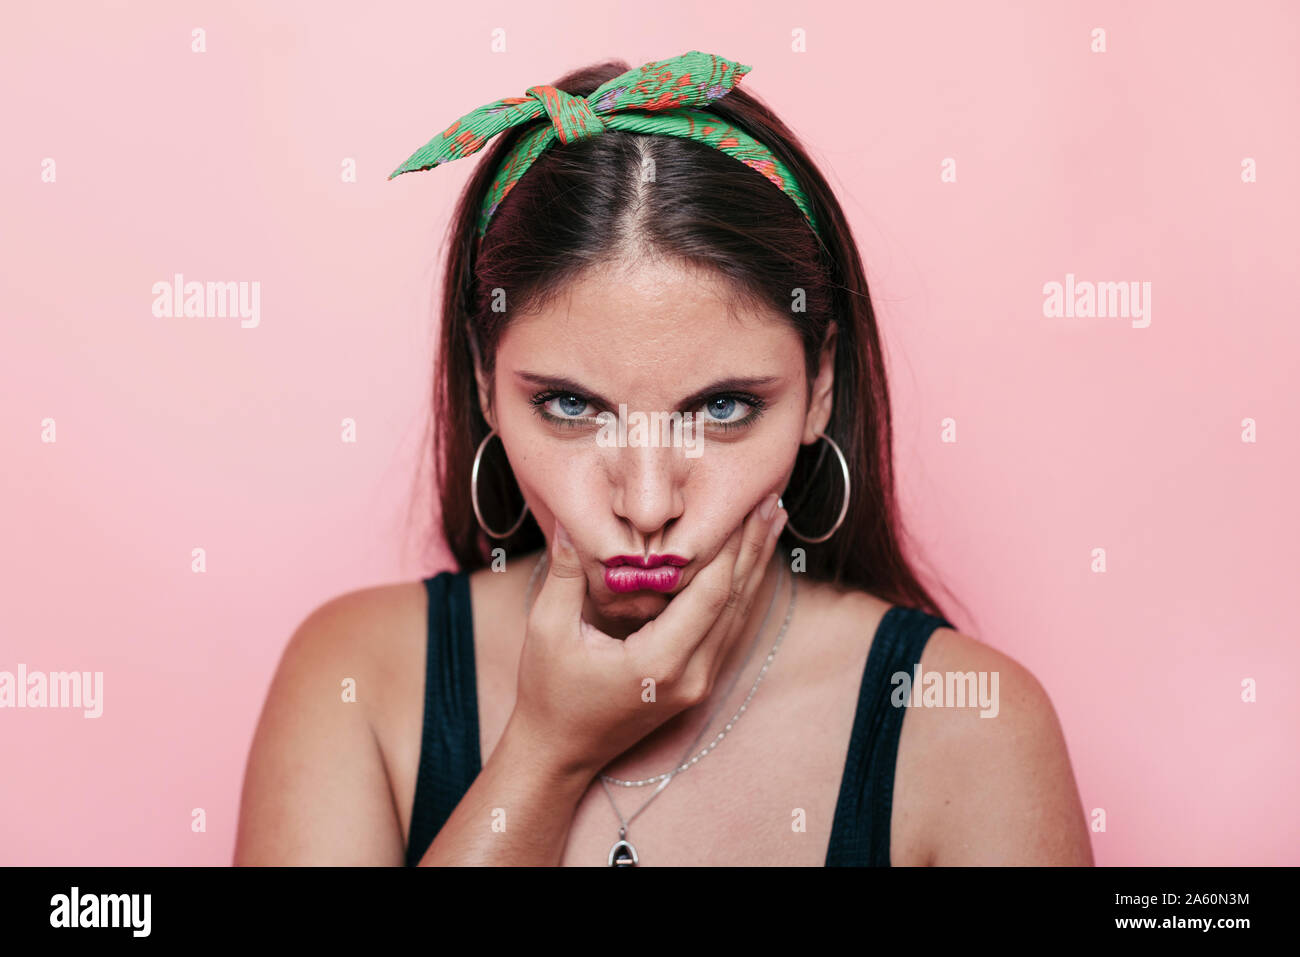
[608,838,639,867]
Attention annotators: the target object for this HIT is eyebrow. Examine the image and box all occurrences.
[515,371,782,412]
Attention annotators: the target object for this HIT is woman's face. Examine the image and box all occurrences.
[478,255,835,638]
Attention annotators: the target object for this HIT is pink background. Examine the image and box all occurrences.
[2,1,1296,865]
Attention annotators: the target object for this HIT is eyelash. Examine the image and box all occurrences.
[528,390,768,433]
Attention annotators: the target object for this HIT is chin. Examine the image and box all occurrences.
[595,583,673,618]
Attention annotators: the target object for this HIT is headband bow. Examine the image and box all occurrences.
[388,50,820,241]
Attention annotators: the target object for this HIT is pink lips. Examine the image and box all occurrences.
[603,554,687,594]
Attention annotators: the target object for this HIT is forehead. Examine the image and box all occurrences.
[498,257,798,385]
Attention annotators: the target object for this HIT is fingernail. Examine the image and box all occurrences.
[760,493,779,521]
[554,520,573,551]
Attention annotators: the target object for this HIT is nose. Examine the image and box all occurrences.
[607,441,686,539]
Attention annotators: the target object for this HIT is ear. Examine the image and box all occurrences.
[470,338,497,432]
[802,324,837,443]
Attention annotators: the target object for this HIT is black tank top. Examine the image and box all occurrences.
[405,570,953,867]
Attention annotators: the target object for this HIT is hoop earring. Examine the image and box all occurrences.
[471,429,530,539]
[778,431,850,544]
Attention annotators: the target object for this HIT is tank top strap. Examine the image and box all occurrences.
[405,570,481,867]
[825,604,954,866]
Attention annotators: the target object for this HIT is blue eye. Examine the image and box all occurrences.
[529,392,596,429]
[550,394,590,418]
[529,389,767,433]
[703,396,748,423]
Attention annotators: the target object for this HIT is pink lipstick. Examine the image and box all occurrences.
[603,554,687,594]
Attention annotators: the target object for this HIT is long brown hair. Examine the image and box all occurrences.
[407,56,961,623]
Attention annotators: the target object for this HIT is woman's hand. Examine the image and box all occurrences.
[510,492,789,779]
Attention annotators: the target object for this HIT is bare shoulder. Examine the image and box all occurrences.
[292,580,428,646]
[291,581,429,691]
[264,582,431,744]
[896,626,1094,865]
[233,581,427,865]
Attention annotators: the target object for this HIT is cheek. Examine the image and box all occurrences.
[501,428,604,537]
[685,432,797,552]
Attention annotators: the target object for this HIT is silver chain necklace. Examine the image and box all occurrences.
[522,544,796,866]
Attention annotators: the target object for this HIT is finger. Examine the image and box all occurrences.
[730,493,782,594]
[697,495,786,662]
[528,519,589,643]
[698,492,780,655]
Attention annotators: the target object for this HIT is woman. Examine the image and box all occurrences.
[234,51,1093,866]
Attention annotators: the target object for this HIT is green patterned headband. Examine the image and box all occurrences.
[388,50,820,242]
